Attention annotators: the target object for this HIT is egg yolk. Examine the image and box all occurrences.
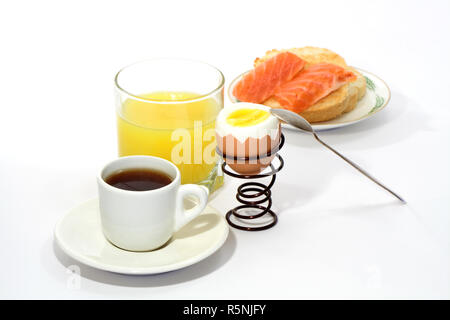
[226,108,270,127]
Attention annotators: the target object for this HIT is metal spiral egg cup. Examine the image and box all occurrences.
[216,134,285,231]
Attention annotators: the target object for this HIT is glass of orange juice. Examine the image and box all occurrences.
[114,59,224,192]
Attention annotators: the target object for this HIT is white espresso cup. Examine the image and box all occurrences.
[97,155,209,251]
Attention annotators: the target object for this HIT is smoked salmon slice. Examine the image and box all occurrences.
[272,63,356,112]
[233,52,306,103]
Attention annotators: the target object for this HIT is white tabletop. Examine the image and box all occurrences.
[1,0,449,299]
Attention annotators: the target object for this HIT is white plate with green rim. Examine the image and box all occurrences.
[54,198,229,275]
[228,68,391,131]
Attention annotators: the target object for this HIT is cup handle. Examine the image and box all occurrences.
[174,185,209,232]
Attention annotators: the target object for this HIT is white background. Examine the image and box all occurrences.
[1,0,449,299]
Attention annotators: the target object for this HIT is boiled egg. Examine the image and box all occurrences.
[215,102,281,174]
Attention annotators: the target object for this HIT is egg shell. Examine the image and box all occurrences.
[216,124,281,175]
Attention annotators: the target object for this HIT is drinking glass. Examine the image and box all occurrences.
[114,59,224,192]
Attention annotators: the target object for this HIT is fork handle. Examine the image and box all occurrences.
[313,133,406,204]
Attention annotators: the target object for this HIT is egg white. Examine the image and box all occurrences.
[215,102,280,143]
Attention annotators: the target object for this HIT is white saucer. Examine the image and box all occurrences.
[54,199,229,275]
[228,67,391,131]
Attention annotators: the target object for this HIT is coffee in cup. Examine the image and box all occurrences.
[104,168,173,191]
[97,155,209,252]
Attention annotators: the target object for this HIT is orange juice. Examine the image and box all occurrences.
[117,91,221,185]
